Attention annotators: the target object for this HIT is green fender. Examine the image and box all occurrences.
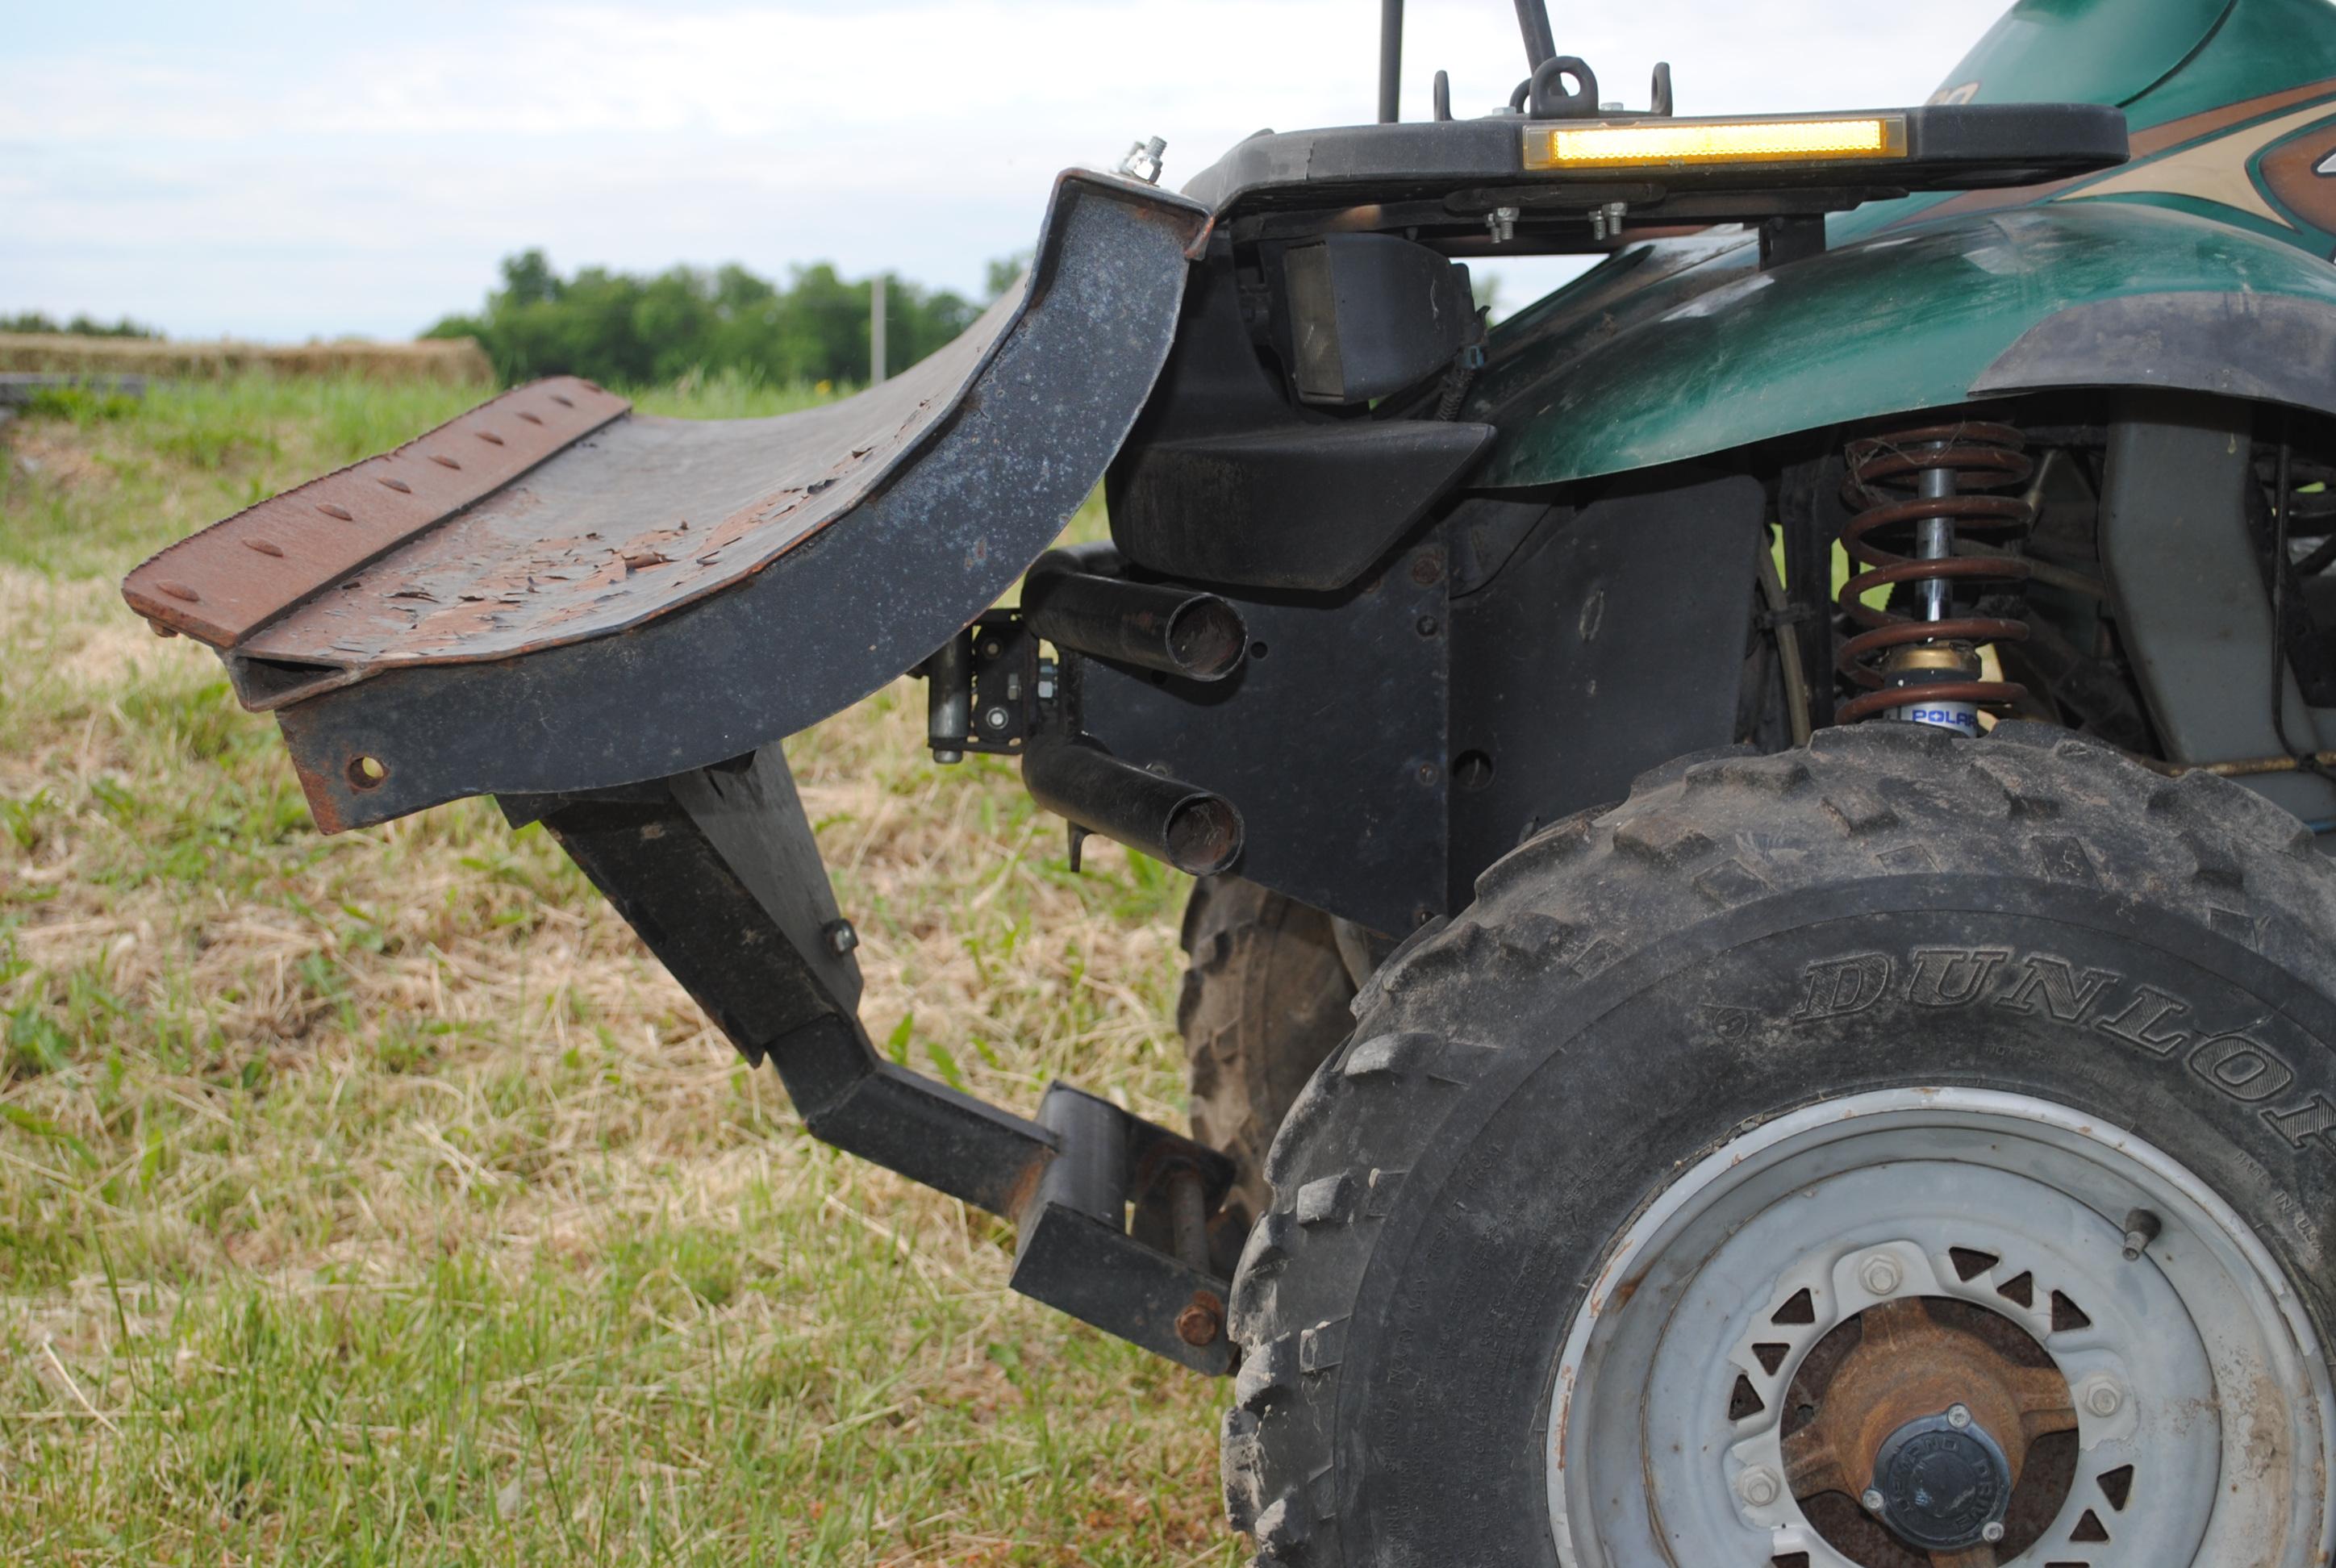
[1474,0,2336,490]
[1471,200,2336,490]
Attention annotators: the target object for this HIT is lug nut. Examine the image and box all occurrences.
[1981,1521,2006,1544]
[2082,1377,2125,1418]
[1736,1466,1782,1508]
[1861,1487,1886,1514]
[1946,1403,1971,1430]
[1859,1253,1904,1295]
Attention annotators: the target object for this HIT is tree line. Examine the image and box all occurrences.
[1,311,160,338]
[423,250,1025,390]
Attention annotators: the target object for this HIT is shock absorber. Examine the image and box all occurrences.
[1835,421,2038,734]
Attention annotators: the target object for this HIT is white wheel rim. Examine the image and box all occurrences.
[1546,1088,2334,1567]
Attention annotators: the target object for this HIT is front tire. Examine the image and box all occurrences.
[1179,876,1357,1240]
[1225,723,2336,1568]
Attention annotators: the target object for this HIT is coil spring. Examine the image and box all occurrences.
[1835,420,2038,725]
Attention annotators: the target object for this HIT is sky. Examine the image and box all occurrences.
[2,0,2017,342]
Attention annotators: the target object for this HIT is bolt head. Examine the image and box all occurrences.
[1736,1466,1783,1508]
[982,707,1010,730]
[1861,1487,1886,1514]
[823,920,859,957]
[2083,1378,2124,1418]
[1174,1299,1222,1347]
[1946,1403,1971,1429]
[1980,1521,2006,1544]
[1859,1253,1904,1295]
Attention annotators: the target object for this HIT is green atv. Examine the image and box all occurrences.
[125,0,2336,1560]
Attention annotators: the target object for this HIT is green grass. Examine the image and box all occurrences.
[0,375,1230,1564]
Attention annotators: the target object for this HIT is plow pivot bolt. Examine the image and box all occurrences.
[1861,1488,1886,1513]
[823,920,859,957]
[983,707,1010,731]
[2121,1207,2162,1260]
[1982,1522,2006,1544]
[1735,1466,1782,1508]
[1175,1295,1224,1347]
[1859,1253,1903,1295]
[1946,1403,1971,1429]
[2082,1378,2123,1418]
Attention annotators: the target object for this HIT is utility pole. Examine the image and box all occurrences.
[870,273,888,386]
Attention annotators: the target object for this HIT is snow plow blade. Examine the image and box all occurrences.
[119,170,1241,1374]
[123,171,1211,833]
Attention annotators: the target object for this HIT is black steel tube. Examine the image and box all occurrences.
[925,628,971,761]
[1023,568,1246,682]
[1168,1166,1210,1272]
[1513,0,1557,69]
[1023,739,1243,877]
[1379,0,1404,123]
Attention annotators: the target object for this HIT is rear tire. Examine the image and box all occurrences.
[1179,877,1357,1240]
[1224,723,2336,1567]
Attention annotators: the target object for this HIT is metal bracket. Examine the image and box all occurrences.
[926,610,1043,761]
[1758,214,1826,268]
[503,743,1235,1373]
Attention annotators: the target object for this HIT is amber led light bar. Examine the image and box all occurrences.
[1524,114,1909,172]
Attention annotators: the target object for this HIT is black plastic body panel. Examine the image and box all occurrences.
[1108,247,1492,593]
[1445,470,1765,896]
[1075,537,1451,937]
[1077,466,1765,934]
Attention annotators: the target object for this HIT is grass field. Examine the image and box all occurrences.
[0,374,1237,1565]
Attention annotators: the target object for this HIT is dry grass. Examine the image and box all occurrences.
[0,377,1233,1565]
[0,334,491,385]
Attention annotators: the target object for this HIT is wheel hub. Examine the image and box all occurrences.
[1870,1412,2010,1551]
[1784,1295,2063,1553]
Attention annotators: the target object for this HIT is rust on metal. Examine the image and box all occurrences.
[1175,1290,1226,1348]
[192,298,1015,689]
[121,374,630,650]
[1781,1297,2075,1563]
[123,170,1212,836]
[125,173,1203,715]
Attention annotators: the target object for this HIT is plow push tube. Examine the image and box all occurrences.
[120,171,1245,1372]
[503,748,1238,1374]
